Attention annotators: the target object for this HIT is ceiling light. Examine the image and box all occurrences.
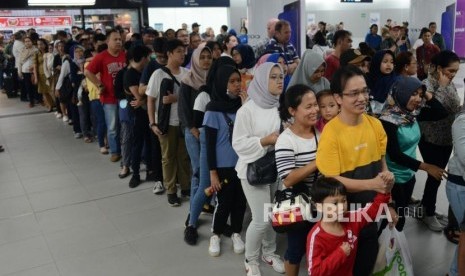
[28,0,95,6]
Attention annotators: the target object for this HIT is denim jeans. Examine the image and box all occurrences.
[188,128,211,226]
[102,103,120,154]
[185,128,200,197]
[78,93,92,138]
[446,180,465,276]
[90,100,106,147]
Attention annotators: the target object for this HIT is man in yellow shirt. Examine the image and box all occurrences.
[316,65,395,276]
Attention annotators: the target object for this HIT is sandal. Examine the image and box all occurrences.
[444,225,460,244]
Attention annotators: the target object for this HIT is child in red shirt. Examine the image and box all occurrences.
[306,177,392,276]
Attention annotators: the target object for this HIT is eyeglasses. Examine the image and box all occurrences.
[342,88,370,98]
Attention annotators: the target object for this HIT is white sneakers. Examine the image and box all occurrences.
[62,115,69,122]
[209,233,245,257]
[262,254,285,273]
[209,235,221,257]
[421,215,444,232]
[152,181,165,195]
[245,255,285,276]
[245,259,261,276]
[231,233,245,254]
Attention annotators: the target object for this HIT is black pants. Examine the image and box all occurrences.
[212,167,246,235]
[379,176,416,234]
[22,73,35,105]
[353,223,379,276]
[149,129,163,182]
[131,108,152,176]
[418,136,452,216]
[68,102,81,134]
[392,176,416,231]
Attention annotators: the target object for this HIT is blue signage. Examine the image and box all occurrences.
[147,0,230,7]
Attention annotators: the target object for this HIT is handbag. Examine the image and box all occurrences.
[246,149,277,185]
[270,188,314,233]
[246,122,284,186]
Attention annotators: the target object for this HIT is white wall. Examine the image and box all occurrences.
[409,0,455,32]
[306,0,410,45]
[230,0,247,33]
[148,8,229,35]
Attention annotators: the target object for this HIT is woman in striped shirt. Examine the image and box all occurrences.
[275,84,320,276]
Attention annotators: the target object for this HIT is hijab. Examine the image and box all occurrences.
[203,56,236,95]
[182,43,212,90]
[287,49,330,94]
[379,76,425,126]
[367,50,397,103]
[233,44,256,70]
[266,53,291,92]
[247,62,282,109]
[205,65,242,113]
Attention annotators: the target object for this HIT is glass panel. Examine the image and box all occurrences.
[81,9,139,33]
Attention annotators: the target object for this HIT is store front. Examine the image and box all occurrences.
[0,0,143,41]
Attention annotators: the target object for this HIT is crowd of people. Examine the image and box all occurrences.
[0,17,464,276]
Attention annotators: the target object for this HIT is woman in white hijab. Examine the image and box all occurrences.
[232,62,286,276]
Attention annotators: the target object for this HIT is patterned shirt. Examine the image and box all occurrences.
[265,37,299,64]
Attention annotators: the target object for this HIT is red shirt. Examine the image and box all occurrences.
[86,50,126,104]
[306,193,391,276]
[416,43,440,80]
[324,54,340,81]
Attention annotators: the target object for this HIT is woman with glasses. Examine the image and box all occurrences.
[232,63,286,276]
[417,50,461,233]
[316,65,395,276]
[288,49,330,95]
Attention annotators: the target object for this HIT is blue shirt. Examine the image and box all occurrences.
[203,111,238,168]
[365,33,382,50]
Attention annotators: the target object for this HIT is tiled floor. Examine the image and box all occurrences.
[0,66,463,276]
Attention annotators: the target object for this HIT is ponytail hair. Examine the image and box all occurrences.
[279,84,314,121]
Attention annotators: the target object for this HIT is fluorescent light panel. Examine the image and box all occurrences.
[28,0,95,6]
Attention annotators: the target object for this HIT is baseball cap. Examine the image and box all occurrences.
[192,22,201,28]
[340,49,370,67]
[390,22,402,30]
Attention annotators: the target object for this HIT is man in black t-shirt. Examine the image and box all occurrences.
[123,45,157,188]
